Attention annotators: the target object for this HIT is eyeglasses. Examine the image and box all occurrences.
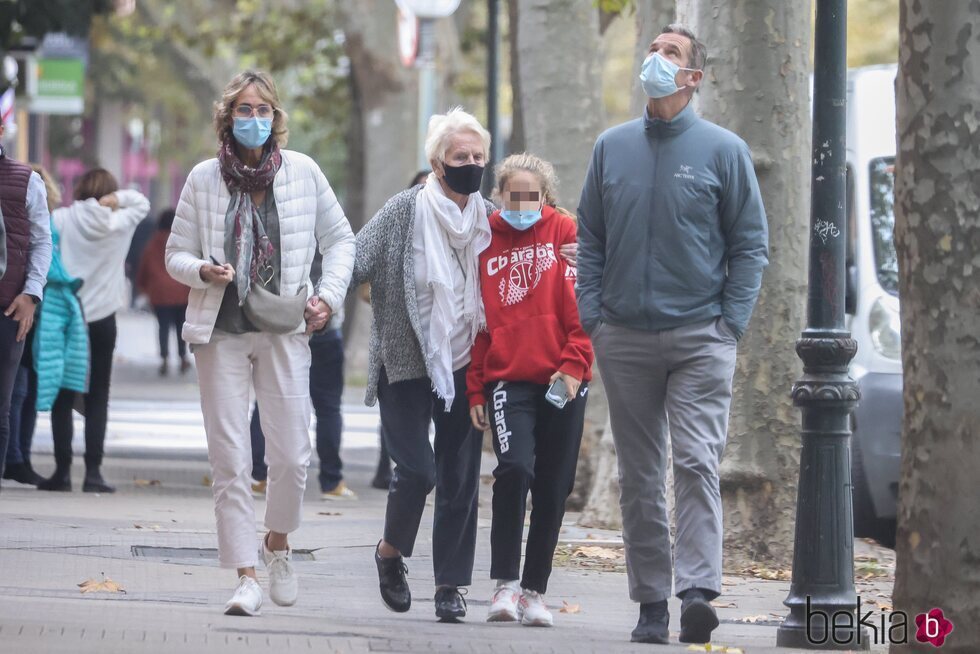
[233,104,275,119]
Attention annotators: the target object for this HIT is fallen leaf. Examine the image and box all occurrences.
[317,511,341,516]
[686,646,743,653]
[78,575,126,594]
[560,600,580,614]
[736,614,771,624]
[572,546,622,561]
[202,475,212,487]
[711,601,737,608]
[133,479,161,487]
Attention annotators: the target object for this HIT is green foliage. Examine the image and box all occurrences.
[0,0,114,50]
[593,0,635,15]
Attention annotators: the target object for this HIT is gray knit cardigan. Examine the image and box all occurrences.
[350,185,496,406]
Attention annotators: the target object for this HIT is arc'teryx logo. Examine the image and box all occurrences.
[674,164,695,180]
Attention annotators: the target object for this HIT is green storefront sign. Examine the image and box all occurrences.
[31,58,85,115]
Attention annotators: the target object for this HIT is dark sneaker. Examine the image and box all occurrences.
[82,472,116,494]
[631,600,670,644]
[38,473,72,492]
[679,589,719,644]
[434,586,467,623]
[371,473,392,490]
[375,543,411,612]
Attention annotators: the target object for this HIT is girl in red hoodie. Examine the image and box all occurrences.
[467,153,593,627]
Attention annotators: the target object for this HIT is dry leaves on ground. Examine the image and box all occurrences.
[552,544,627,572]
[78,575,125,594]
[133,479,162,487]
[739,566,792,581]
[686,645,744,653]
[710,601,737,609]
[560,600,581,614]
[573,546,622,561]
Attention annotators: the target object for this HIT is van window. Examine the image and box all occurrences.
[869,157,898,296]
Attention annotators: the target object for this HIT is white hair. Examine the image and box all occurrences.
[424,106,491,165]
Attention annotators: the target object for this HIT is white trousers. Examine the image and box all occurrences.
[194,331,312,568]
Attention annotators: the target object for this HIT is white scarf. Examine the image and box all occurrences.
[416,172,491,410]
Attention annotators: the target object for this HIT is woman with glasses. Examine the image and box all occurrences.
[165,70,355,616]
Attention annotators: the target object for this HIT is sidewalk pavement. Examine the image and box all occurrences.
[0,310,895,652]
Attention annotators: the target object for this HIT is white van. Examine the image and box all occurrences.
[845,64,901,548]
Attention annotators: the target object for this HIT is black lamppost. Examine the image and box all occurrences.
[776,0,869,650]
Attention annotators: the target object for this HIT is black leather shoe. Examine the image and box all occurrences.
[38,473,72,492]
[3,462,42,485]
[434,586,467,623]
[679,589,719,644]
[375,543,411,612]
[631,600,670,644]
[82,472,116,494]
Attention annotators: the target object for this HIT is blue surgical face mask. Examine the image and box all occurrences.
[639,52,698,99]
[233,117,273,149]
[501,209,542,231]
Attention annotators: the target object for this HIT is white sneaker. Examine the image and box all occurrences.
[487,580,520,622]
[261,537,298,606]
[518,589,554,627]
[224,575,262,616]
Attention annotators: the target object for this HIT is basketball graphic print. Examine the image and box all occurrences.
[498,245,556,307]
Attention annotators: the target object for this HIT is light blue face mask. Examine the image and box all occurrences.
[233,117,273,149]
[501,209,542,231]
[639,52,698,99]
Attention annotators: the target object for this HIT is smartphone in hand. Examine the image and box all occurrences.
[545,377,570,409]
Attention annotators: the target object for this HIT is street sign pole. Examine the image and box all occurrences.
[776,0,868,649]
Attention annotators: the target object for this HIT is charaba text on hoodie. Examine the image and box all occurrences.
[466,205,594,408]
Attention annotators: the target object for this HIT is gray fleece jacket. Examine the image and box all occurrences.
[576,102,769,338]
[350,185,495,406]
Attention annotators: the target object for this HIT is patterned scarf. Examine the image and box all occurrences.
[217,136,282,304]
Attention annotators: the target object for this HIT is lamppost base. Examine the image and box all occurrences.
[776,624,870,650]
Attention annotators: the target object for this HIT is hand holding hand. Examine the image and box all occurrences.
[304,296,332,334]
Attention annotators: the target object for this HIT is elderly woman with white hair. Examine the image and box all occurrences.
[350,107,497,623]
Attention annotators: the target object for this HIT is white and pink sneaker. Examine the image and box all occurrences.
[487,580,520,622]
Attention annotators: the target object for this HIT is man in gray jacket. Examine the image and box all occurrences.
[577,24,768,645]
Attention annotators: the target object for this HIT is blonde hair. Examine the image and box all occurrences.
[424,107,491,165]
[213,70,289,147]
[30,163,61,213]
[493,152,560,206]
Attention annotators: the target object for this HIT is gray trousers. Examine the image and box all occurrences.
[594,318,737,603]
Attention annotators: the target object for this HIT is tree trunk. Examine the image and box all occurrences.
[681,0,811,571]
[630,0,676,116]
[892,2,980,651]
[340,0,420,374]
[515,0,604,207]
[506,0,525,154]
[513,0,606,512]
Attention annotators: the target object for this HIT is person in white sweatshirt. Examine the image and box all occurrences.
[38,168,150,494]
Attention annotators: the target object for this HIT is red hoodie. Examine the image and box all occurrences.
[466,205,594,408]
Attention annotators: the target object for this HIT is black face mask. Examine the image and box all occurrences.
[442,163,485,195]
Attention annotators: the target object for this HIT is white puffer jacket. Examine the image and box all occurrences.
[166,150,355,344]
